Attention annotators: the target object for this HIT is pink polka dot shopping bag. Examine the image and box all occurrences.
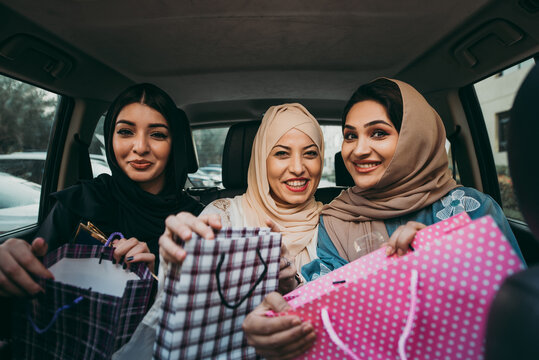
[281,213,525,359]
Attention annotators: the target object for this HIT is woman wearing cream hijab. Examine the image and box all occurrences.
[161,103,325,290]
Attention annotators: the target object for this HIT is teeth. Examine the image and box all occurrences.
[285,180,307,187]
[355,163,379,169]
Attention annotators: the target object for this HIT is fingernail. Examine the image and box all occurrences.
[181,231,190,239]
[301,323,313,333]
[126,256,134,262]
[291,317,301,326]
[176,250,185,259]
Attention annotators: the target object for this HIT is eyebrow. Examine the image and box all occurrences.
[116,120,169,129]
[272,144,318,151]
[344,120,394,130]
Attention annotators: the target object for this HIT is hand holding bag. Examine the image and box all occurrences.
[153,227,281,360]
[274,213,524,359]
[12,241,155,360]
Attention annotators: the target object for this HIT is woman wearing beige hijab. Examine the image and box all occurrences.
[301,77,524,280]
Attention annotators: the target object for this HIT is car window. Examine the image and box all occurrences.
[320,125,342,187]
[189,127,229,188]
[89,115,111,177]
[0,74,60,234]
[474,58,536,222]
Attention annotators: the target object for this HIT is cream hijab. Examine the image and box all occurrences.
[241,103,324,270]
[322,79,458,262]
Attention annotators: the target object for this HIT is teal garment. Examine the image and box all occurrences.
[302,187,525,281]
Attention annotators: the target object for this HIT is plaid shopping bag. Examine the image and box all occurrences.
[12,244,155,360]
[154,227,281,360]
[272,213,524,360]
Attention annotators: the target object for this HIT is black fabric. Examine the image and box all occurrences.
[38,85,203,263]
[334,151,355,187]
[486,266,539,360]
[74,133,93,180]
[178,108,199,174]
[507,64,539,238]
[222,121,260,189]
[485,64,539,359]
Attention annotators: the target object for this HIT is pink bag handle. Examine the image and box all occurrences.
[321,307,360,360]
[398,269,419,360]
[321,269,419,360]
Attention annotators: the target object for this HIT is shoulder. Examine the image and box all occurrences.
[200,197,237,226]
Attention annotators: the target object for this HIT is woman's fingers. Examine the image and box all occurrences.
[265,219,283,233]
[165,212,219,242]
[159,212,222,265]
[387,221,426,257]
[0,238,52,296]
[159,228,186,264]
[242,292,315,358]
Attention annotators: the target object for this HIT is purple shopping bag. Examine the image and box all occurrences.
[12,244,155,360]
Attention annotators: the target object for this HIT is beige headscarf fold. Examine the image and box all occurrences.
[322,79,458,262]
[242,103,324,270]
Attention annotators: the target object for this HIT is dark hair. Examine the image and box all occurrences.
[103,83,184,189]
[342,78,403,132]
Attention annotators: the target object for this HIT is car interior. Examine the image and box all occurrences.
[0,0,538,356]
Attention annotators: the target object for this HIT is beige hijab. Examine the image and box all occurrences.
[322,79,458,262]
[242,103,324,269]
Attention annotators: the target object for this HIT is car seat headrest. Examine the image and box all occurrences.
[222,121,260,189]
[178,109,198,174]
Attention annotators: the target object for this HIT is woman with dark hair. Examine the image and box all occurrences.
[0,83,203,297]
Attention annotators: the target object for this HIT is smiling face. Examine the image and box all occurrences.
[341,100,399,189]
[112,102,172,194]
[266,128,322,207]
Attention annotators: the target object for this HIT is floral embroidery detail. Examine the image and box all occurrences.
[311,263,331,280]
[436,189,480,220]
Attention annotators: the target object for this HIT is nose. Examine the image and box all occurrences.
[289,153,305,176]
[133,133,150,155]
[352,135,371,158]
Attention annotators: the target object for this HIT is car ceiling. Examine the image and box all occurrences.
[1,0,538,124]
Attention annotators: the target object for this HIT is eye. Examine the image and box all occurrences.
[343,131,357,141]
[116,128,133,136]
[150,131,169,140]
[372,129,389,138]
[305,150,319,158]
[274,150,288,157]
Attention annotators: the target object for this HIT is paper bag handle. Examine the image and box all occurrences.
[321,269,419,360]
[27,296,84,334]
[216,248,268,309]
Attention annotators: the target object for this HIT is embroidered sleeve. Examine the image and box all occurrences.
[200,199,233,227]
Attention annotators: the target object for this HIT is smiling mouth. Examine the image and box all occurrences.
[284,179,309,192]
[353,161,381,173]
[129,161,152,170]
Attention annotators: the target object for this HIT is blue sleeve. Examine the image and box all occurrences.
[301,216,349,282]
[466,192,526,265]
